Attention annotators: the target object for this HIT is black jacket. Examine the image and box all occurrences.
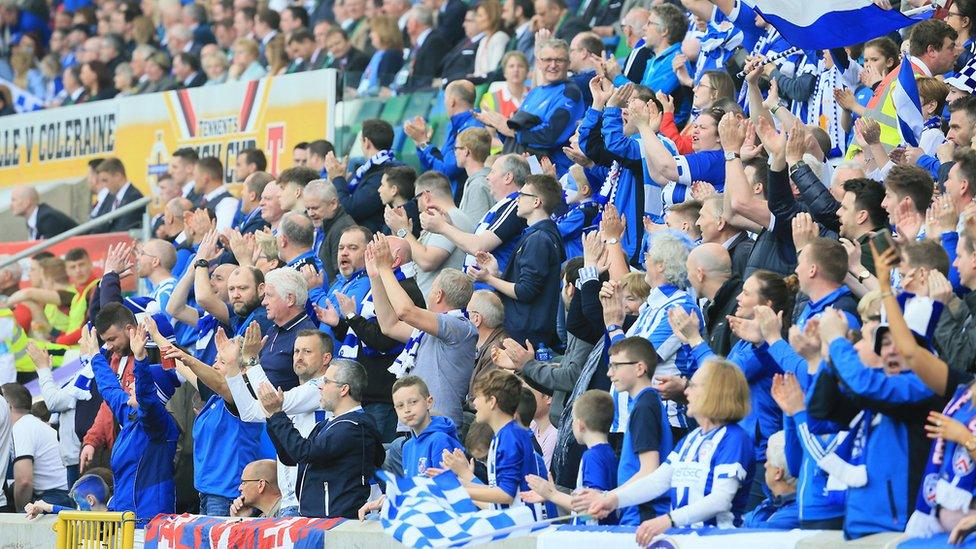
[555,15,589,42]
[790,162,841,234]
[178,71,208,89]
[33,203,78,239]
[402,32,449,91]
[439,35,480,82]
[267,408,385,518]
[332,161,403,232]
[328,47,371,89]
[102,184,145,233]
[335,276,426,404]
[703,276,742,357]
[434,0,467,47]
[726,232,755,279]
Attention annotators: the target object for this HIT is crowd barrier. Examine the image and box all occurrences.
[0,512,967,548]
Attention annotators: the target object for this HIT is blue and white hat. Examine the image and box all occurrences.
[945,55,976,95]
[874,293,943,354]
[122,297,176,348]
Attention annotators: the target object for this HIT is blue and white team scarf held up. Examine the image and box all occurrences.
[388,309,468,378]
[348,150,395,190]
[907,385,976,537]
[337,266,410,359]
[818,409,879,490]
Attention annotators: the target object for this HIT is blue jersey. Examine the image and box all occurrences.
[577,443,619,524]
[666,424,755,527]
[488,421,546,520]
[401,416,464,477]
[618,387,673,525]
[193,394,272,498]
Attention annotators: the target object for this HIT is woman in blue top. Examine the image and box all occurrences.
[588,358,755,547]
[356,16,404,97]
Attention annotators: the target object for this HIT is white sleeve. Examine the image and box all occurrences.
[615,462,674,509]
[281,381,322,416]
[668,476,740,526]
[246,364,271,389]
[214,197,240,232]
[227,373,267,423]
[37,369,77,412]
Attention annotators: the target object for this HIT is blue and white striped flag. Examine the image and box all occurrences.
[892,55,924,147]
[0,77,44,113]
[378,471,546,548]
[752,0,929,50]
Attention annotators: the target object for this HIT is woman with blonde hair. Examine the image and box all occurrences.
[479,51,529,119]
[355,15,403,96]
[264,33,289,76]
[228,38,267,82]
[587,358,754,545]
[472,0,508,77]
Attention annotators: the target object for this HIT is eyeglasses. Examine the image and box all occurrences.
[608,360,638,371]
[517,191,538,199]
[394,398,423,411]
[322,376,348,387]
[946,11,964,18]
[240,478,266,485]
[538,57,568,65]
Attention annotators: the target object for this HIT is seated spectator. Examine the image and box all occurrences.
[4,382,72,512]
[472,0,508,78]
[173,52,207,88]
[228,38,267,82]
[323,27,370,90]
[439,8,482,84]
[236,148,269,186]
[10,186,77,241]
[356,15,403,97]
[230,460,284,518]
[80,60,116,101]
[468,175,565,348]
[202,49,230,85]
[740,431,799,529]
[396,6,448,92]
[260,358,385,518]
[479,51,530,119]
[140,53,175,94]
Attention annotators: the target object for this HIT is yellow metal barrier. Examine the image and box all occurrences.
[53,511,136,549]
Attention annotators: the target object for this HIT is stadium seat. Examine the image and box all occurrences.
[402,90,437,121]
[381,94,411,125]
[353,98,384,125]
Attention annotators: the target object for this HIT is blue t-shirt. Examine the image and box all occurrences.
[618,387,672,525]
[577,443,619,525]
[665,424,755,527]
[675,150,726,190]
[193,395,273,498]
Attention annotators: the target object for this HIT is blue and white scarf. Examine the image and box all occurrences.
[695,20,744,84]
[907,385,976,537]
[348,149,394,190]
[337,266,410,359]
[387,308,468,378]
[594,161,621,207]
[818,409,879,489]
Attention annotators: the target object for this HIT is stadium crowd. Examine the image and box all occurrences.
[4,0,976,545]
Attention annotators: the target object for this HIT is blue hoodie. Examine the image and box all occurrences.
[89,353,178,526]
[401,416,465,477]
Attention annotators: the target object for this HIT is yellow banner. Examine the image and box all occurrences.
[0,70,336,193]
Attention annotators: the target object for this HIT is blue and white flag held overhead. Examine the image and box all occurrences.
[892,55,925,147]
[0,77,44,113]
[751,0,930,51]
[378,471,546,548]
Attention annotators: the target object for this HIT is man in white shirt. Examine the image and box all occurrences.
[4,382,71,511]
[194,157,240,231]
[226,328,332,516]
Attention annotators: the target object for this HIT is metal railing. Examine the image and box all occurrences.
[0,197,151,270]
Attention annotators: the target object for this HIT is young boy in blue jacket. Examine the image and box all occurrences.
[80,319,178,526]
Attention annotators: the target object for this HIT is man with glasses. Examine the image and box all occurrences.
[477,38,584,177]
[636,4,687,98]
[260,359,385,518]
[232,460,284,518]
[468,174,566,350]
[567,32,603,107]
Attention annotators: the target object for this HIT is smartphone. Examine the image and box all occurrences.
[871,231,900,263]
[526,155,543,175]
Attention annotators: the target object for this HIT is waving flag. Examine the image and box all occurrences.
[379,471,547,548]
[0,77,44,113]
[891,55,925,147]
[752,0,928,50]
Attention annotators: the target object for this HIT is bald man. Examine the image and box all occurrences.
[11,187,77,240]
[232,460,284,518]
[685,243,741,356]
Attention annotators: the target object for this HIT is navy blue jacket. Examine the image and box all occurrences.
[260,312,318,391]
[333,161,404,233]
[267,407,385,518]
[501,219,566,349]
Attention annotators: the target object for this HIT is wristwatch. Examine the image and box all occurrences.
[345,311,357,321]
[724,151,741,161]
[965,437,976,453]
[605,237,619,245]
[855,271,871,283]
[194,259,209,269]
[606,324,622,333]
[396,228,408,238]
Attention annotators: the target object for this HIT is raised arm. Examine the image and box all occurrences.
[421,207,503,256]
[719,114,768,230]
[363,239,413,343]
[166,254,201,326]
[192,229,231,326]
